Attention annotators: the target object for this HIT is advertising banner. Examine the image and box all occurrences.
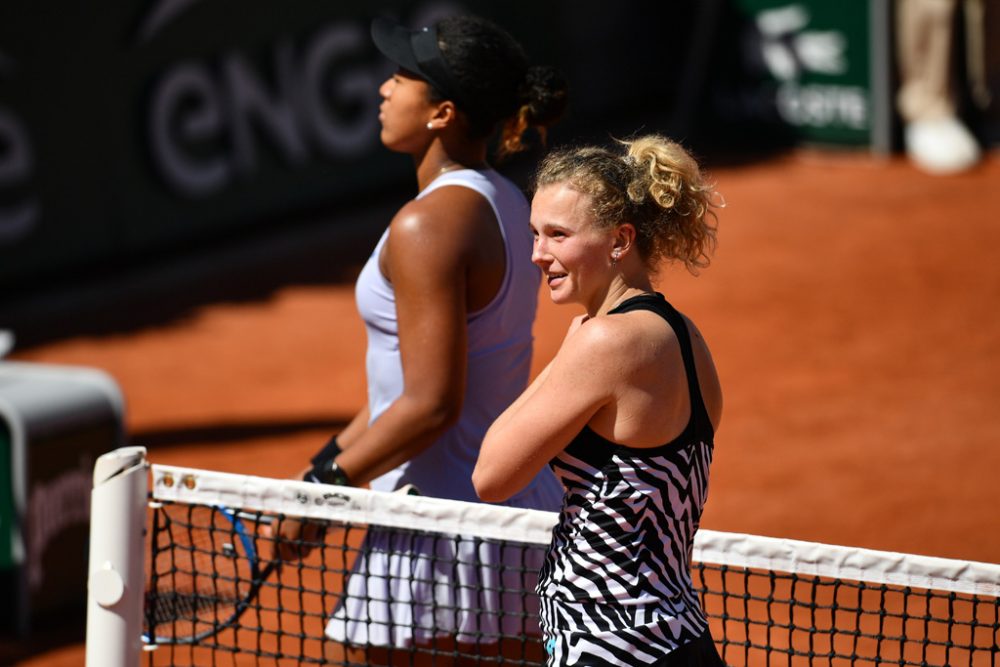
[0,1,559,292]
[710,0,892,149]
[0,1,903,295]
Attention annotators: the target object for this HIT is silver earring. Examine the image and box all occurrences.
[426,122,434,130]
[611,251,620,266]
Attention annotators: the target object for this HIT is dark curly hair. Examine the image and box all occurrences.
[432,16,568,159]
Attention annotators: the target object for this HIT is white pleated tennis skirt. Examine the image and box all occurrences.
[324,524,549,647]
[324,473,562,649]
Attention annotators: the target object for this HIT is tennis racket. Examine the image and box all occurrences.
[142,503,285,645]
[142,483,420,644]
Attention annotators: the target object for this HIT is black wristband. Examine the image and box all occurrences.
[303,458,353,487]
[310,435,343,467]
[304,435,352,486]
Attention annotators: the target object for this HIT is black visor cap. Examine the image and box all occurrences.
[371,16,466,109]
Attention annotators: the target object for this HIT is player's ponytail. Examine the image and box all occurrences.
[497,65,569,160]
[622,135,719,273]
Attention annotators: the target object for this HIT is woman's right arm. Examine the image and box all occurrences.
[473,316,620,502]
[486,314,587,436]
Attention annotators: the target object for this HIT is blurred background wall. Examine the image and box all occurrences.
[2,0,994,300]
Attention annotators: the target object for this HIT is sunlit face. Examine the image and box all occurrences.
[377,69,436,153]
[530,184,615,311]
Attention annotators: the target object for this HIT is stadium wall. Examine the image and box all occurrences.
[1,0,994,295]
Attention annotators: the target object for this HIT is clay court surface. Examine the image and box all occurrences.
[5,149,1000,665]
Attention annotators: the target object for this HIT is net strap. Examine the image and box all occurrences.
[151,463,557,544]
[150,464,1000,598]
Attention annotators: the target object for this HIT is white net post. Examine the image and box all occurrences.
[85,446,149,667]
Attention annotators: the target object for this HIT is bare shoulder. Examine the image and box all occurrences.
[391,185,492,239]
[605,309,684,360]
[558,314,654,376]
[574,308,715,366]
[385,188,486,270]
[565,315,632,353]
[541,317,624,405]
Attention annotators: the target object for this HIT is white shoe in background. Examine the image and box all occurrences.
[0,330,13,359]
[904,117,982,175]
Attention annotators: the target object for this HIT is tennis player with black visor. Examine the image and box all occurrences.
[280,13,569,665]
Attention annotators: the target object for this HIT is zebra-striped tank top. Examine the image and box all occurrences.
[537,293,716,666]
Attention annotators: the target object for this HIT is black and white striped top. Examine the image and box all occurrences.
[537,293,716,666]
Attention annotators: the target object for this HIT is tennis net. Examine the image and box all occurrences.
[120,462,1000,666]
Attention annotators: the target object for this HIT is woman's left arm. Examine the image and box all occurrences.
[473,317,619,502]
[331,190,477,484]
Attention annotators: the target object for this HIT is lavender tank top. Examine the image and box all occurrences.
[354,168,561,509]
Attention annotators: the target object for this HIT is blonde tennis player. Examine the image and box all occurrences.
[474,135,726,666]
